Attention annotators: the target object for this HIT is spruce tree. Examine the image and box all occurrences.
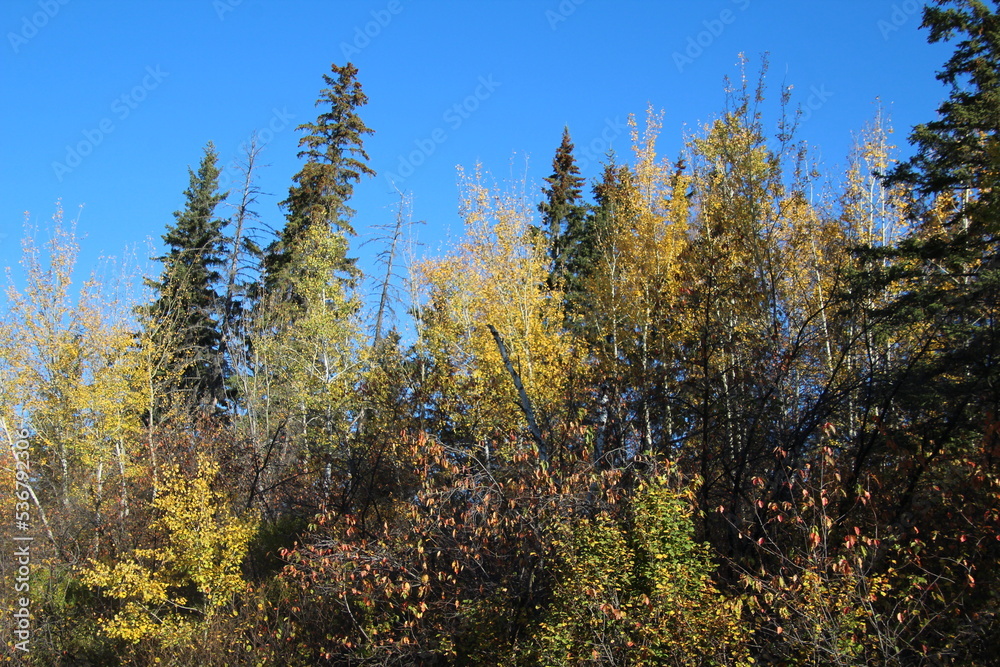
[570,157,620,312]
[145,142,228,411]
[537,127,588,293]
[876,0,1000,412]
[888,1,1000,209]
[861,5,1000,657]
[249,63,375,494]
[264,62,375,298]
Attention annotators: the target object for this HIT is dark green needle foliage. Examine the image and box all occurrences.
[143,141,229,412]
[537,127,589,297]
[264,61,376,301]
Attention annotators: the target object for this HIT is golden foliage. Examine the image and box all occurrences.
[80,455,257,646]
[417,165,583,451]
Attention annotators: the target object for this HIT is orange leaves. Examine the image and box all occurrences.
[599,603,626,621]
[807,530,822,550]
[277,430,564,659]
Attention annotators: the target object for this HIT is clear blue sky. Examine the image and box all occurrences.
[1,0,951,314]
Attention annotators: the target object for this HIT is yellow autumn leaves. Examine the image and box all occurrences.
[80,455,257,645]
[417,164,582,452]
[415,111,693,458]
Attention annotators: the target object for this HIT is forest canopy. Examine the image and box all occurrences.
[2,2,999,665]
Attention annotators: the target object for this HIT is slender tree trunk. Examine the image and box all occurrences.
[487,324,547,462]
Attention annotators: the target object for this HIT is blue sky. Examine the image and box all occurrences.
[1,0,951,316]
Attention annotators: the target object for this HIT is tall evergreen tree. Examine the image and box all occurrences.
[144,142,228,411]
[568,156,621,314]
[876,0,1000,421]
[264,62,375,297]
[854,3,1000,658]
[537,127,588,293]
[888,1,1000,207]
[249,63,375,511]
